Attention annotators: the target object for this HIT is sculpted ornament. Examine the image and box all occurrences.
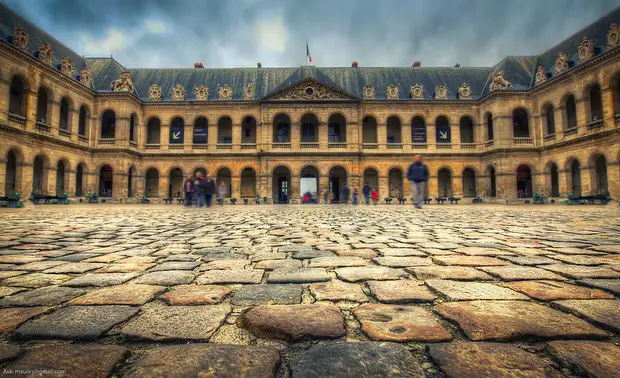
[362,85,376,100]
[535,65,547,85]
[608,23,619,49]
[148,84,162,100]
[458,83,471,100]
[578,37,594,63]
[39,42,54,65]
[434,84,448,100]
[171,83,185,100]
[194,85,209,100]
[489,71,511,91]
[79,69,92,87]
[12,27,29,51]
[386,84,399,100]
[219,84,233,100]
[410,84,423,99]
[60,57,74,77]
[554,52,568,74]
[244,83,256,100]
[111,71,135,92]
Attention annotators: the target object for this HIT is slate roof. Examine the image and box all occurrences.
[1,3,619,102]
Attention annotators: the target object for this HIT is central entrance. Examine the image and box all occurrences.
[328,166,347,203]
[273,166,291,203]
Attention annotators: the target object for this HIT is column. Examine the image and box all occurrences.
[208,122,217,151]
[497,171,514,200]
[428,174,438,198]
[49,99,60,137]
[377,122,387,149]
[607,161,619,199]
[453,174,463,197]
[232,122,242,151]
[426,121,436,151]
[533,172,545,195]
[318,122,328,149]
[25,89,38,131]
[580,166,592,195]
[348,121,359,150]
[67,169,76,197]
[379,176,388,198]
[402,121,412,152]
[231,176,241,199]
[184,122,193,149]
[116,116,130,147]
[135,173,145,197]
[158,173,169,200]
[451,123,460,148]
[575,97,588,136]
[291,122,300,149]
[161,122,170,149]
[0,78,9,125]
[113,172,127,201]
[0,158,5,196]
[558,169,568,197]
[46,167,57,195]
[319,174,329,203]
[70,108,79,141]
[602,87,615,125]
[20,162,34,200]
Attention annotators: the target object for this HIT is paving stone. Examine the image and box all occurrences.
[96,262,156,273]
[433,256,510,266]
[1,286,86,306]
[426,280,527,301]
[53,253,102,262]
[1,273,72,288]
[335,266,408,282]
[0,286,26,298]
[267,268,329,283]
[333,248,377,259]
[428,342,561,378]
[434,300,609,341]
[0,344,21,363]
[310,280,368,302]
[577,278,620,295]
[479,266,567,281]
[354,304,452,342]
[0,307,49,333]
[4,344,128,378]
[61,273,139,287]
[498,255,557,265]
[0,255,45,264]
[308,256,368,268]
[42,262,106,274]
[367,280,437,303]
[373,256,432,267]
[196,269,264,284]
[542,264,620,279]
[121,304,230,341]
[251,252,287,261]
[71,284,165,305]
[290,342,424,378]
[10,260,68,271]
[232,284,302,305]
[254,259,302,270]
[408,266,493,281]
[588,244,620,253]
[123,344,280,378]
[14,305,138,340]
[504,280,614,301]
[548,254,612,266]
[292,250,335,259]
[161,284,231,305]
[201,259,249,270]
[201,253,246,262]
[453,247,514,256]
[131,270,195,285]
[148,261,200,271]
[552,299,620,332]
[0,271,26,279]
[239,304,345,341]
[547,341,620,378]
[378,248,427,257]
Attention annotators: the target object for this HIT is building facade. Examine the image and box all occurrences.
[0,4,619,203]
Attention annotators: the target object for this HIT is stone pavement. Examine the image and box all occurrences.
[0,204,619,377]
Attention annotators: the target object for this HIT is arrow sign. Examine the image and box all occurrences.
[439,130,448,139]
[172,131,181,140]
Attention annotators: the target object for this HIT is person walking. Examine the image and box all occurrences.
[352,188,359,205]
[194,172,206,208]
[183,176,194,206]
[204,174,216,207]
[362,182,371,205]
[217,181,227,206]
[407,154,430,209]
[342,185,350,204]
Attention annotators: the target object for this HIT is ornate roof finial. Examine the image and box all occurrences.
[489,71,511,91]
[111,71,135,92]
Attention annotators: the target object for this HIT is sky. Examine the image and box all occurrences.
[3,0,618,68]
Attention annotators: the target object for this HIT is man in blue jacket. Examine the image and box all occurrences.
[407,155,429,209]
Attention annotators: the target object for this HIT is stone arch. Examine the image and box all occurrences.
[59,96,72,132]
[542,102,556,135]
[127,164,137,198]
[462,167,477,197]
[168,167,184,198]
[512,108,530,138]
[362,115,378,144]
[588,153,608,195]
[386,116,402,144]
[170,117,184,145]
[586,83,603,122]
[272,165,292,203]
[217,116,233,145]
[459,116,474,143]
[486,165,497,197]
[32,154,50,195]
[388,167,404,198]
[484,112,494,141]
[516,164,533,198]
[146,117,161,145]
[129,113,138,143]
[328,165,348,202]
[436,116,451,144]
[411,115,427,143]
[562,93,578,131]
[216,167,232,198]
[100,109,116,139]
[192,116,209,145]
[36,85,52,125]
[4,148,24,196]
[611,70,620,116]
[78,105,90,137]
[98,164,114,197]
[241,115,257,144]
[75,162,89,197]
[544,161,560,197]
[273,113,291,143]
[328,113,347,143]
[437,167,452,197]
[300,165,320,199]
[145,167,159,197]
[9,74,29,117]
[240,167,257,198]
[363,168,380,195]
[300,113,319,143]
[55,159,70,196]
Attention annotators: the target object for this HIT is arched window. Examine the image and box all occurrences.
[193,117,208,144]
[242,116,257,144]
[411,116,426,143]
[485,113,494,141]
[59,97,70,132]
[436,116,451,144]
[462,168,476,197]
[100,110,116,139]
[459,116,474,143]
[9,76,27,117]
[565,95,577,130]
[145,168,159,197]
[170,117,184,145]
[386,116,401,144]
[147,118,161,145]
[549,163,559,197]
[301,114,318,143]
[516,165,532,198]
[512,108,530,138]
[544,104,555,135]
[78,106,88,137]
[362,116,378,144]
[437,168,452,196]
[328,114,346,143]
[217,117,232,144]
[129,114,137,142]
[589,84,603,122]
[36,87,50,125]
[273,114,291,143]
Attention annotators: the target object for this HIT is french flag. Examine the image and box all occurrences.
[306,42,312,64]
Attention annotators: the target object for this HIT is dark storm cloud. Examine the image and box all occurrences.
[3,0,617,68]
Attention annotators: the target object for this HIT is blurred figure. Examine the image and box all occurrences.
[342,185,350,204]
[204,174,216,207]
[194,172,206,207]
[362,182,371,205]
[407,154,429,209]
[183,176,194,206]
[371,188,379,205]
[352,188,359,205]
[217,181,227,206]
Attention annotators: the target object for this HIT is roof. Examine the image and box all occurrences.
[1,3,619,102]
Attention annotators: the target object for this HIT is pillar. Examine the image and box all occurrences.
[158,173,169,199]
[208,122,217,151]
[46,167,57,195]
[427,121,436,150]
[377,122,387,149]
[184,122,193,149]
[497,171,514,200]
[290,175,300,203]
[402,121,412,151]
[379,176,388,198]
[558,169,569,197]
[25,89,38,131]
[318,122,328,149]
[602,87,615,126]
[0,158,6,196]
[67,169,76,197]
[428,174,438,198]
[453,174,463,197]
[232,122,242,151]
[607,161,619,199]
[291,122,300,149]
[20,162,33,199]
[580,166,592,195]
[231,176,241,199]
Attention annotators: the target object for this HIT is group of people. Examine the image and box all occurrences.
[183,172,227,207]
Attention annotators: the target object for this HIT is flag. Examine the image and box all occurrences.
[306,41,312,64]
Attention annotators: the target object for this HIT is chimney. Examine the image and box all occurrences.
[351,60,358,68]
[194,62,204,68]
[257,62,262,68]
[454,63,461,68]
[412,61,421,68]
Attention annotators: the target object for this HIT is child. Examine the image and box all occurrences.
[371,188,379,205]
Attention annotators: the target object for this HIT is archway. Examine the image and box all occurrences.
[217,117,232,145]
[459,116,474,143]
[169,168,184,198]
[273,114,291,143]
[78,106,89,137]
[329,166,348,203]
[549,163,560,197]
[544,104,555,135]
[272,166,291,203]
[145,168,159,197]
[328,114,346,143]
[462,168,476,197]
[436,116,451,144]
[76,163,86,197]
[569,160,582,196]
[438,168,452,197]
[5,150,21,196]
[99,165,113,197]
[147,117,161,144]
[216,168,232,198]
[101,110,116,139]
[129,114,137,143]
[56,161,67,196]
[9,76,27,117]
[386,116,401,144]
[516,165,532,198]
[240,168,257,198]
[242,116,257,144]
[193,117,208,145]
[363,168,379,192]
[59,97,70,132]
[565,95,577,130]
[592,155,608,195]
[388,168,403,198]
[512,108,530,138]
[487,166,496,197]
[301,114,319,143]
[32,155,49,195]
[36,87,50,125]
[485,113,494,141]
[127,166,136,198]
[411,116,427,144]
[170,117,184,145]
[300,166,319,198]
[362,116,378,144]
[589,84,603,121]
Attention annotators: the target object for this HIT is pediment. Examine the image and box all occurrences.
[262,78,358,102]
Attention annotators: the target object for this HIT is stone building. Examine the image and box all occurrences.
[0,4,619,203]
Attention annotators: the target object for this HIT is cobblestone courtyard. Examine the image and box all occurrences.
[0,204,619,377]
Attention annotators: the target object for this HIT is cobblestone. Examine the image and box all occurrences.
[0,204,618,376]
